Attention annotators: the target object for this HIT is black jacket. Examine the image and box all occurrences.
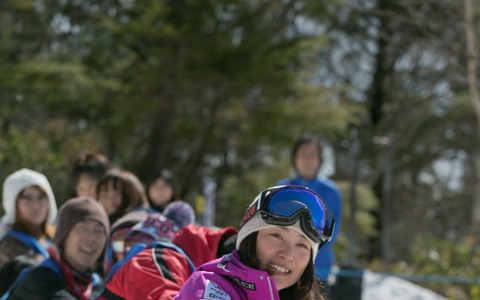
[8,266,77,300]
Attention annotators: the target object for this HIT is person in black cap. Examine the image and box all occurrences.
[71,152,111,199]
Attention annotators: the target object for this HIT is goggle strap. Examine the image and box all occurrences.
[260,208,331,243]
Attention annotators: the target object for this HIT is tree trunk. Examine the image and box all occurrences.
[139,99,175,182]
[464,0,480,226]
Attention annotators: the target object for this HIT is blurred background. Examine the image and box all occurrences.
[0,0,479,298]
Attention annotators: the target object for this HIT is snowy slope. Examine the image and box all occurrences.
[362,270,446,300]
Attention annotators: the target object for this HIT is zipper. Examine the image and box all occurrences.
[267,277,275,300]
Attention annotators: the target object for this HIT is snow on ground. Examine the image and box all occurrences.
[362,270,446,300]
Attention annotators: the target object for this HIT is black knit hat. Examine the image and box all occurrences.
[54,197,110,253]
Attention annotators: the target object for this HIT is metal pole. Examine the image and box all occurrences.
[203,176,217,227]
[382,136,393,270]
[348,136,360,265]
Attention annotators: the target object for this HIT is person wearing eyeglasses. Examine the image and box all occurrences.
[174,185,334,300]
[0,169,58,268]
[103,200,196,274]
[0,169,58,294]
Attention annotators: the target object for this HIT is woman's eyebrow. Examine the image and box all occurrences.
[278,226,308,240]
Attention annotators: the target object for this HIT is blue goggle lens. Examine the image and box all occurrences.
[259,186,334,243]
[266,189,327,232]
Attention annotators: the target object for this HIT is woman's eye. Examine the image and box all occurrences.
[270,233,282,239]
[297,243,309,250]
[77,227,88,234]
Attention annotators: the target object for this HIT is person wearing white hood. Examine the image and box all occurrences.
[0,168,57,269]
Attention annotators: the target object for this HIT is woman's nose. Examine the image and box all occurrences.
[279,243,294,260]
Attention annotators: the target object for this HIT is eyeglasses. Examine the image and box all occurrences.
[240,185,335,245]
[112,240,131,254]
[19,195,49,203]
[111,229,145,255]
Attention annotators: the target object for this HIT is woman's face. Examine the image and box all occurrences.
[76,173,98,199]
[17,186,49,226]
[148,178,173,207]
[63,220,106,273]
[256,227,311,291]
[294,143,321,180]
[97,181,122,215]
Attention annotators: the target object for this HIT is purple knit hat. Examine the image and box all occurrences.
[163,200,195,229]
[129,213,176,242]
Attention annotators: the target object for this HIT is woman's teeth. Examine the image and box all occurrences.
[269,264,290,274]
[80,246,94,254]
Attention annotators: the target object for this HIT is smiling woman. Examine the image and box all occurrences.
[7,197,110,300]
[63,219,107,273]
[0,168,57,269]
[255,227,312,290]
[174,185,334,300]
[0,169,58,296]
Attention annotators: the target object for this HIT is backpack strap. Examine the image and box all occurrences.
[105,241,195,282]
[105,243,148,283]
[0,267,31,300]
[91,272,102,288]
[99,243,149,300]
[151,241,195,273]
[6,229,50,258]
[0,258,61,300]
[100,241,195,299]
[38,258,62,277]
[149,241,195,283]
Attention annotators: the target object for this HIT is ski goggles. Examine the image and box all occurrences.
[240,185,335,245]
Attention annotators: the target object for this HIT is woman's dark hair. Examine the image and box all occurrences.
[96,169,149,224]
[146,169,177,211]
[291,134,323,166]
[71,152,111,185]
[238,232,324,300]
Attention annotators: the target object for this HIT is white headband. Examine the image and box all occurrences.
[236,213,319,260]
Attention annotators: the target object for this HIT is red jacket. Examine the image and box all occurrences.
[99,225,237,300]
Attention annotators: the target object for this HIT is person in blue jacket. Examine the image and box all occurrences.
[276,134,342,286]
